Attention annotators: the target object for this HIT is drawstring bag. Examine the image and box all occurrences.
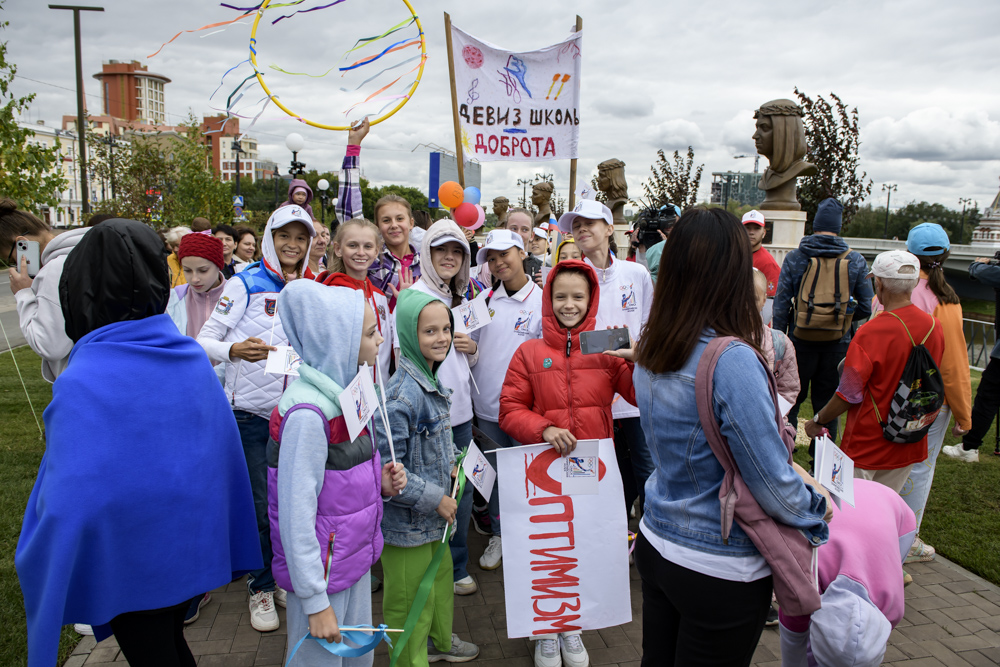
[695,336,822,617]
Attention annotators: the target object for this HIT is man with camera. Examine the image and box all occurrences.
[629,204,679,281]
[943,254,1000,463]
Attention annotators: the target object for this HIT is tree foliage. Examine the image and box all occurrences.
[641,147,703,209]
[794,88,872,230]
[362,183,428,221]
[847,201,981,243]
[89,130,170,225]
[0,7,65,212]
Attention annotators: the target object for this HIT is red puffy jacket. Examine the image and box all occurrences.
[499,260,635,443]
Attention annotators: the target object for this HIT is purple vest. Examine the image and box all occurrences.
[267,404,384,595]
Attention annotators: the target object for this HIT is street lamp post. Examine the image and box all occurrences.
[959,197,973,244]
[882,183,897,240]
[317,179,330,226]
[517,178,532,209]
[49,4,104,215]
[285,133,306,177]
[232,139,243,197]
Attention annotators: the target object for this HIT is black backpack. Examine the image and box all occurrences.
[870,311,944,444]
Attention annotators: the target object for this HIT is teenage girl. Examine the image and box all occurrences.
[369,195,421,308]
[470,229,544,572]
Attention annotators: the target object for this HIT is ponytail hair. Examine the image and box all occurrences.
[918,251,960,305]
[328,218,382,275]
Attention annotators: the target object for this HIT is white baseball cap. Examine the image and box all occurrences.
[742,210,766,226]
[557,199,613,234]
[866,250,919,280]
[267,205,317,236]
[476,228,524,265]
[532,227,548,240]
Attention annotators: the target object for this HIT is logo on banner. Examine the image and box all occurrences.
[620,283,637,311]
[216,296,234,315]
[264,298,277,316]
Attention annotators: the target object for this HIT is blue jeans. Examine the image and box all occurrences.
[233,410,275,594]
[450,420,473,581]
[615,417,654,515]
[899,406,950,534]
[476,419,519,537]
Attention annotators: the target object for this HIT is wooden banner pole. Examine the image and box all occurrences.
[567,14,583,211]
[443,12,466,188]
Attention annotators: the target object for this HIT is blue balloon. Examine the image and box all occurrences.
[463,186,481,206]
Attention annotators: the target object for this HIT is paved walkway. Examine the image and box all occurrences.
[67,528,1000,667]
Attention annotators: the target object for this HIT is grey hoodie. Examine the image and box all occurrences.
[15,228,89,382]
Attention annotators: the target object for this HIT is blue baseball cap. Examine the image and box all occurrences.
[907,222,950,256]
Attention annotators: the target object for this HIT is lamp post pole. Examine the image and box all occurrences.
[49,5,104,215]
[232,140,243,197]
[959,197,972,244]
[882,183,897,240]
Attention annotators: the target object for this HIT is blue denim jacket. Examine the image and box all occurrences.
[635,333,829,557]
[376,355,459,547]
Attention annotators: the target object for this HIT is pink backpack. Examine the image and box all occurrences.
[695,336,822,617]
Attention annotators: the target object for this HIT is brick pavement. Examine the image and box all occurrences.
[67,528,1000,667]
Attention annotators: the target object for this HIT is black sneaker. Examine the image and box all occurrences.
[472,504,491,536]
[765,605,779,627]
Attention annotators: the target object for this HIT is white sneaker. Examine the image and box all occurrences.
[942,444,979,463]
[534,637,562,667]
[454,575,478,596]
[479,535,502,570]
[73,624,94,636]
[273,586,287,608]
[560,633,589,667]
[248,591,279,632]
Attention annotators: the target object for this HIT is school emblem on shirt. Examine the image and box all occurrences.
[513,309,534,335]
[216,296,234,315]
[264,298,277,316]
[620,283,637,312]
[543,358,553,369]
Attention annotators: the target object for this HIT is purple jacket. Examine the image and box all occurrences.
[267,404,383,595]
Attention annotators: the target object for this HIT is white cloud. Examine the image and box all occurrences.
[592,94,655,119]
[865,108,1000,162]
[641,119,703,150]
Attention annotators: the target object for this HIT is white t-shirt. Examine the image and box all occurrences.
[400,280,475,426]
[471,279,543,422]
[585,254,654,419]
[639,518,771,582]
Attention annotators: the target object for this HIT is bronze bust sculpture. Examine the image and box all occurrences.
[597,158,628,226]
[492,197,509,227]
[753,99,817,211]
[532,181,554,226]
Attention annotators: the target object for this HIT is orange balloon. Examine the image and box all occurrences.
[438,181,464,209]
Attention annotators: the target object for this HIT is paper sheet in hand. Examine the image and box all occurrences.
[453,295,492,335]
[461,441,497,502]
[562,439,599,495]
[339,367,379,442]
[265,346,302,376]
[815,435,855,507]
[777,394,793,417]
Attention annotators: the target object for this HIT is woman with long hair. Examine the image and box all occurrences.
[629,207,830,666]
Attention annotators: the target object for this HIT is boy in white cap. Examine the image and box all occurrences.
[804,250,945,492]
[530,227,550,265]
[743,209,779,324]
[470,229,544,571]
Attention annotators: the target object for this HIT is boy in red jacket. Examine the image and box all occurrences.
[498,260,635,667]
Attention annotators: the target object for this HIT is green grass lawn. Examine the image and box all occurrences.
[1,346,77,666]
[961,296,995,319]
[793,370,1000,585]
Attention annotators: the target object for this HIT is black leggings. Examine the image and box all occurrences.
[964,355,1000,450]
[635,532,772,667]
[109,598,197,667]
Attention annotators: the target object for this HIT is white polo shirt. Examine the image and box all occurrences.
[471,279,543,422]
[585,254,654,419]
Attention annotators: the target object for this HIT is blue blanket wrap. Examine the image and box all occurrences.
[16,314,262,667]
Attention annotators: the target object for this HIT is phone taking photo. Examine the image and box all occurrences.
[16,239,40,278]
[579,327,631,355]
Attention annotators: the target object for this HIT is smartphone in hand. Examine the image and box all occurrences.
[16,239,40,278]
[579,327,630,355]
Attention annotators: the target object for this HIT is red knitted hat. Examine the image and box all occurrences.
[178,231,224,271]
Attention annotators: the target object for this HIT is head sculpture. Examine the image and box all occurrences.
[752,99,817,211]
[492,196,509,221]
[597,159,628,201]
[531,181,554,225]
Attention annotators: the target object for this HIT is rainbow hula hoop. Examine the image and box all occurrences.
[248,0,426,130]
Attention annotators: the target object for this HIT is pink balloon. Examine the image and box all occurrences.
[469,204,486,230]
[454,202,478,228]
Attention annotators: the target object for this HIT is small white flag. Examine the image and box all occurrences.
[815,435,855,508]
[453,294,493,335]
[562,439,600,495]
[264,346,302,376]
[339,365,379,443]
[462,440,497,502]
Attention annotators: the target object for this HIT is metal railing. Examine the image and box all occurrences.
[965,317,995,371]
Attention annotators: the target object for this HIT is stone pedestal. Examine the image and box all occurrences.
[762,209,806,267]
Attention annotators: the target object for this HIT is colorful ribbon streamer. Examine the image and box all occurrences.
[340,17,415,58]
[210,59,250,101]
[339,36,421,72]
[338,55,421,92]
[271,0,348,25]
[284,625,393,665]
[149,14,253,58]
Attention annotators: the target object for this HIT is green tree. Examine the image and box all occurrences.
[89,129,171,225]
[641,146,703,209]
[844,201,980,243]
[794,88,873,230]
[163,119,232,226]
[362,183,428,220]
[0,5,65,211]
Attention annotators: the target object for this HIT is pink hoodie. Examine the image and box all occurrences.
[779,480,916,666]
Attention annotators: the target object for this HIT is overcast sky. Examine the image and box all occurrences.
[7,0,1000,215]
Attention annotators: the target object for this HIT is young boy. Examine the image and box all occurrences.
[499,260,635,667]
[530,227,550,265]
[743,209,779,324]
[470,229,544,571]
[198,205,315,632]
[375,289,479,667]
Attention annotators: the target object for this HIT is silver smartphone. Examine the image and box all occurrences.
[16,239,40,278]
[580,327,631,355]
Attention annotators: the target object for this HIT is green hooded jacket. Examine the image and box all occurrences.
[394,288,454,384]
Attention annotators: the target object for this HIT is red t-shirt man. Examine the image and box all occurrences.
[743,210,780,326]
